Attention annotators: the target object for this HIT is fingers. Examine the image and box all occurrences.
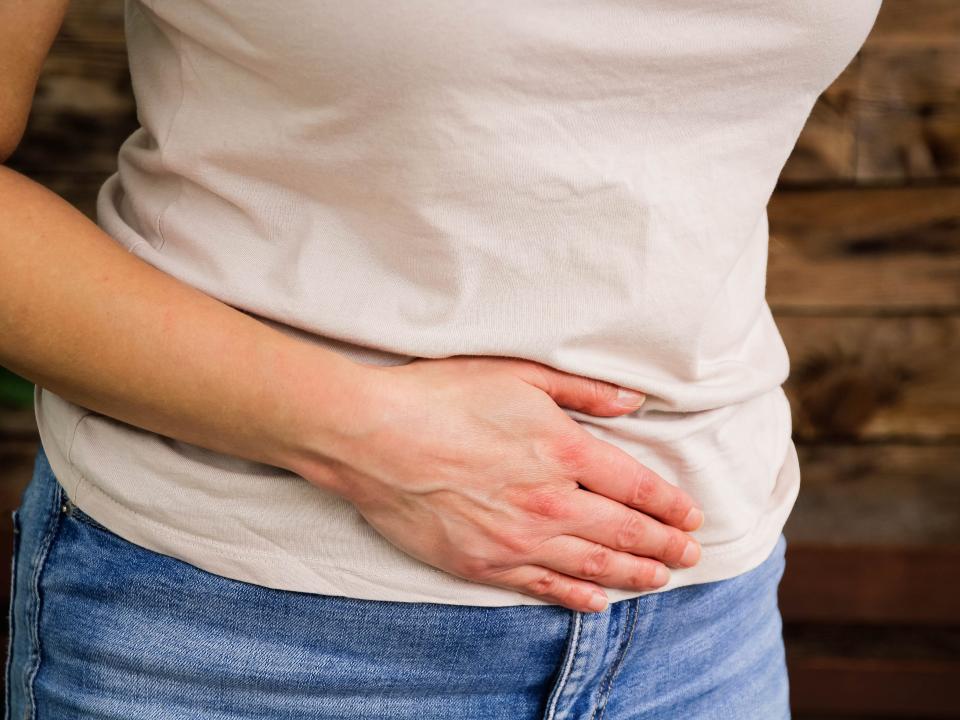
[480,564,611,613]
[479,528,684,613]
[565,435,704,532]
[561,486,702,569]
[508,360,647,417]
[526,534,674,592]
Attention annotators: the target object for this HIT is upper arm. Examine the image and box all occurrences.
[0,0,72,163]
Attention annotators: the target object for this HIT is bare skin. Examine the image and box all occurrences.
[293,356,704,612]
[1,0,702,614]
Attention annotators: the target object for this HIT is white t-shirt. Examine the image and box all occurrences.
[36,0,882,605]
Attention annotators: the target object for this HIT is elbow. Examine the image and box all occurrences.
[0,137,22,166]
[0,119,28,165]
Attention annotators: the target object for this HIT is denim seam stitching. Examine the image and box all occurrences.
[595,599,642,720]
[587,604,631,720]
[23,481,64,720]
[63,498,113,535]
[543,611,583,720]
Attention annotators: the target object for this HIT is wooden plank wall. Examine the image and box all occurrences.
[772,2,960,716]
[1,1,958,716]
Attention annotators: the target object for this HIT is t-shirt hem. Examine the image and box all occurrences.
[50,439,800,608]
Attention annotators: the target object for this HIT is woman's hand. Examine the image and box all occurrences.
[298,356,704,613]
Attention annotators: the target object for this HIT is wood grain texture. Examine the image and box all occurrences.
[866,0,960,50]
[780,545,960,625]
[788,656,960,718]
[856,47,960,182]
[5,0,133,184]
[781,0,960,186]
[786,624,960,717]
[768,186,960,313]
[1,1,958,717]
[786,444,960,546]
[781,316,960,440]
[780,61,862,184]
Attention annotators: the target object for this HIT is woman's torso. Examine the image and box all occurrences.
[35,0,882,604]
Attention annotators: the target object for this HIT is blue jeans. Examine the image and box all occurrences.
[5,443,791,719]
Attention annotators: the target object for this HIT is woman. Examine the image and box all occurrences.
[2,1,882,718]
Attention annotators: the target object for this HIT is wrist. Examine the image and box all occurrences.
[272,341,396,497]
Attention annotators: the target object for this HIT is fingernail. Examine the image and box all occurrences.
[653,565,670,586]
[588,593,609,612]
[683,507,704,530]
[616,388,646,408]
[681,540,700,567]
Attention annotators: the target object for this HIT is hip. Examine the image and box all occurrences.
[4,443,790,719]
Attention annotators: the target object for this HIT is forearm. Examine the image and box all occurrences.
[0,165,373,492]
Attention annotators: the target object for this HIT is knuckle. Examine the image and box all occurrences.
[526,568,562,598]
[518,485,572,522]
[580,545,613,578]
[669,490,692,523]
[585,379,618,406]
[614,514,647,550]
[631,561,662,589]
[629,470,658,507]
[549,431,589,475]
[662,531,689,563]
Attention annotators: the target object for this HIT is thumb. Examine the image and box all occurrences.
[513,361,647,417]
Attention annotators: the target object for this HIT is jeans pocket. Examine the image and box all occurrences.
[60,495,117,538]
